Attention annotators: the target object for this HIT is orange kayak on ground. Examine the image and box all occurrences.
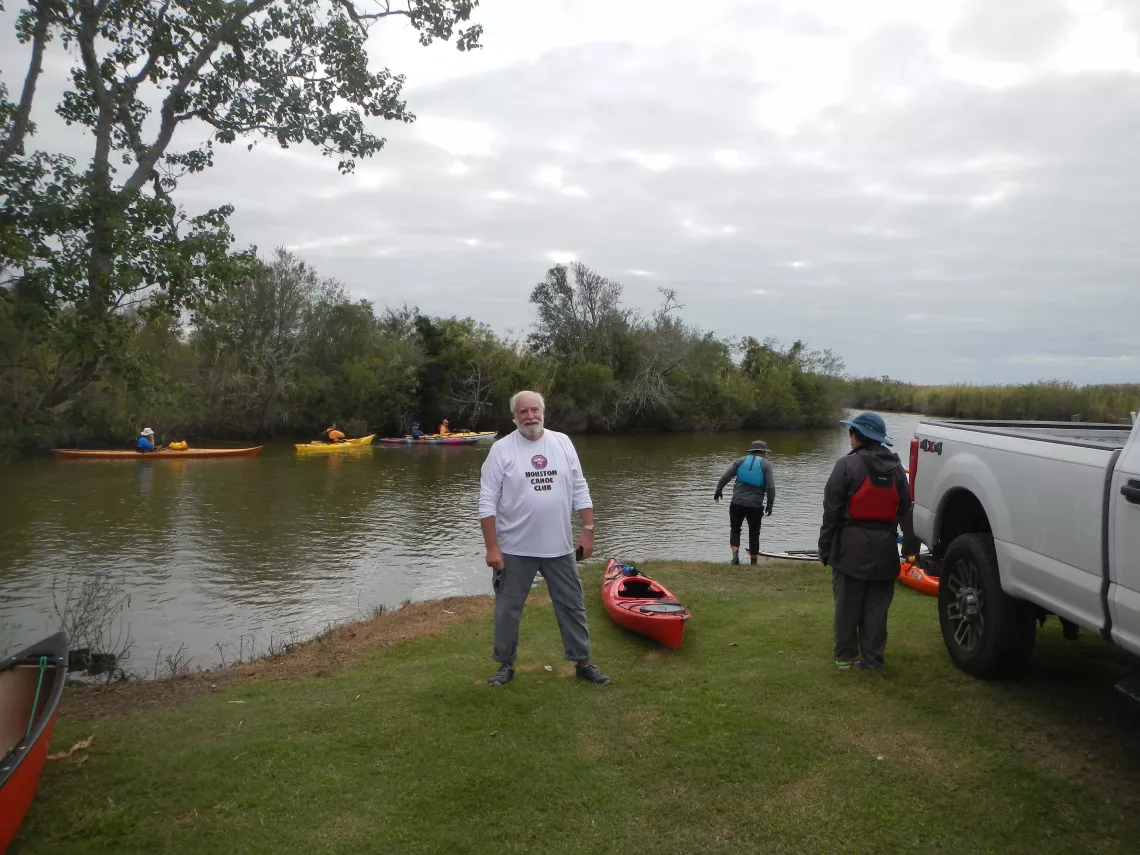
[897,559,939,596]
[602,558,690,649]
[54,446,263,460]
[1,632,68,853]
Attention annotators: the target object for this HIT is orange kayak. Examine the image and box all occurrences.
[1,632,68,853]
[54,446,263,460]
[602,558,690,649]
[897,559,939,596]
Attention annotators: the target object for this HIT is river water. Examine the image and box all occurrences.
[0,412,923,670]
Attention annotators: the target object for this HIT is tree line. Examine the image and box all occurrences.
[1,253,851,452]
[843,376,1139,424]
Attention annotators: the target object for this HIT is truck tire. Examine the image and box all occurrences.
[938,532,1036,678]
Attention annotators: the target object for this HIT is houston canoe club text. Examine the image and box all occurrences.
[527,469,557,491]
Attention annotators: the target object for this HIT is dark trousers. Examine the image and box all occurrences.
[729,503,764,555]
[492,553,591,664]
[832,570,895,668]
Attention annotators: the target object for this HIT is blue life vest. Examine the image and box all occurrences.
[137,436,155,452]
[736,455,765,488]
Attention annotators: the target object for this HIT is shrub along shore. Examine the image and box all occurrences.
[3,259,849,456]
[845,377,1140,424]
[7,253,1135,458]
[16,561,1140,854]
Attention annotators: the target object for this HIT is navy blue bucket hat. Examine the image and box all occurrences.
[841,411,892,446]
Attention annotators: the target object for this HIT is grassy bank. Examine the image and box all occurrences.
[14,561,1140,854]
[844,378,1139,423]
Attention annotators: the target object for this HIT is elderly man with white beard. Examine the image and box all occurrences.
[477,390,612,687]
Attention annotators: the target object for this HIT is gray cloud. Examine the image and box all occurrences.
[949,0,1073,63]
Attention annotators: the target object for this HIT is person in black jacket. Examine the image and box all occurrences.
[818,412,912,670]
[715,440,776,565]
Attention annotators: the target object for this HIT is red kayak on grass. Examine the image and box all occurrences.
[601,558,690,650]
[1,632,68,854]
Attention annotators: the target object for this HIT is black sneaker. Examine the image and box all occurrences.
[487,664,515,687]
[730,552,740,565]
[575,663,612,686]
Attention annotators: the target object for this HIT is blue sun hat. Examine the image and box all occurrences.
[840,411,892,446]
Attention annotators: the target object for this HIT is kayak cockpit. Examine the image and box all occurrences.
[616,579,667,599]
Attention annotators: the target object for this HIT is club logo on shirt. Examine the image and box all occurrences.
[531,454,547,469]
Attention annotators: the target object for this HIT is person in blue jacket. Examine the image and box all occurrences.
[410,421,426,439]
[714,440,776,564]
[136,427,158,452]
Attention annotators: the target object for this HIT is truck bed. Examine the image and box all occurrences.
[920,419,1132,451]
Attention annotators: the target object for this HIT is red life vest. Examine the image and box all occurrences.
[847,460,900,524]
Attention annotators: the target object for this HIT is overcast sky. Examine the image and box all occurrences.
[4,0,1140,384]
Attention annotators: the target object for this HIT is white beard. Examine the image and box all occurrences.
[516,418,544,440]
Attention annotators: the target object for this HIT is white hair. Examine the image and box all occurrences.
[509,390,545,414]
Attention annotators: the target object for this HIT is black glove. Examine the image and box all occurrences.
[714,491,722,503]
[765,506,772,516]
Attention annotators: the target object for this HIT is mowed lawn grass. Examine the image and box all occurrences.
[14,561,1140,854]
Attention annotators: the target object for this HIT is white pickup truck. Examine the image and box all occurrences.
[908,414,1140,679]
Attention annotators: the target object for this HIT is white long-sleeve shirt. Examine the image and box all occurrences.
[478,429,593,558]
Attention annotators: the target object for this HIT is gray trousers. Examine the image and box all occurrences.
[492,553,591,664]
[832,569,895,668]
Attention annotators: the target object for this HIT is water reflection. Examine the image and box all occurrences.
[0,413,924,668]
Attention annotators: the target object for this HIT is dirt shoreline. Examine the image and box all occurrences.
[61,594,502,720]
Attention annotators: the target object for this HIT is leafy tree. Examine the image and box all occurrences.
[0,0,482,433]
[194,248,335,434]
[528,262,634,372]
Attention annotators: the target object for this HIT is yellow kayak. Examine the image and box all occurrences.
[294,434,375,453]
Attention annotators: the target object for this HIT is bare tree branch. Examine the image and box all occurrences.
[121,0,277,197]
[334,0,409,30]
[76,1,112,115]
[124,1,170,88]
[0,0,57,167]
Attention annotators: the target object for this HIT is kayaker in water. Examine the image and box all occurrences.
[410,421,426,439]
[322,424,346,443]
[136,427,159,452]
[438,419,451,436]
[714,440,776,565]
[478,390,611,688]
[818,411,912,672]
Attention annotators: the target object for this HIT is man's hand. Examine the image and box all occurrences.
[818,556,827,565]
[575,529,595,561]
[713,491,722,503]
[485,545,504,571]
[765,506,773,516]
